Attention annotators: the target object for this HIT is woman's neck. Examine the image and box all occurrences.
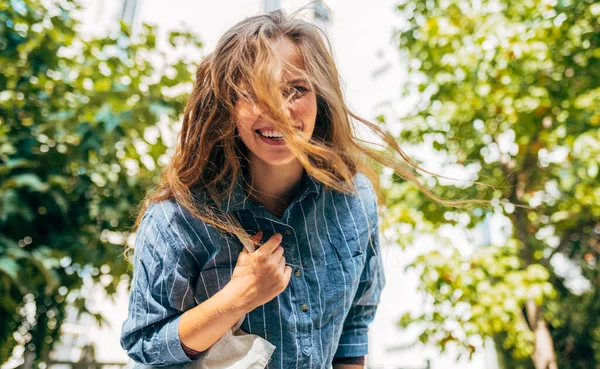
[246,157,305,217]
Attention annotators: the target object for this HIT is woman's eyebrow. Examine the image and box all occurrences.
[285,78,308,85]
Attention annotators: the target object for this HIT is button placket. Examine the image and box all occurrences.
[281,226,313,357]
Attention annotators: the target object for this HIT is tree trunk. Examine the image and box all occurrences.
[508,137,558,369]
[525,300,558,369]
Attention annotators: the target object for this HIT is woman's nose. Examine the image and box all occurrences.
[282,105,292,119]
[281,95,295,116]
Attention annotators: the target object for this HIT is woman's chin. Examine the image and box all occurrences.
[251,150,297,167]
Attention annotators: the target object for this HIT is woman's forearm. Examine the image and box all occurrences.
[178,279,249,353]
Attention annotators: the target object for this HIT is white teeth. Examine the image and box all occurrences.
[257,129,284,138]
[256,127,301,138]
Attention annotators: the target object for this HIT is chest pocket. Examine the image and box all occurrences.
[324,190,369,264]
[325,219,369,271]
[325,226,367,291]
[319,225,368,327]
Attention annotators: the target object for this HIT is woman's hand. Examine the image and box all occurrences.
[229,230,292,311]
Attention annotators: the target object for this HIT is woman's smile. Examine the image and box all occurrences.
[253,125,303,147]
[255,129,287,146]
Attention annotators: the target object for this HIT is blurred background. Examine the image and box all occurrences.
[1,0,599,368]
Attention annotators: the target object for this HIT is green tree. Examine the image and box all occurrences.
[0,0,202,365]
[389,1,600,368]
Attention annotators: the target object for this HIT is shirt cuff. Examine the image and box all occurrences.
[332,356,365,365]
[164,314,196,364]
[181,339,206,360]
[334,332,369,358]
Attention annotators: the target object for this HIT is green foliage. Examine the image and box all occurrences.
[390,0,599,367]
[400,239,555,359]
[0,0,202,363]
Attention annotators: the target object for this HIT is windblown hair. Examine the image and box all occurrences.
[128,8,486,262]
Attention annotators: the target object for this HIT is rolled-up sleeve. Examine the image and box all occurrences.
[334,192,386,358]
[120,209,201,365]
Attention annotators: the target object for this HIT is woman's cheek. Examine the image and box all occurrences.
[297,95,317,129]
[235,103,259,134]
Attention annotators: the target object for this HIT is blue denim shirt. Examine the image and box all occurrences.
[120,171,386,368]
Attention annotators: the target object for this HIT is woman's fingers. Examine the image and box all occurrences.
[272,245,284,260]
[279,255,286,272]
[258,233,283,256]
[251,230,263,248]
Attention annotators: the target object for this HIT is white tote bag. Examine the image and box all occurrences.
[128,315,276,369]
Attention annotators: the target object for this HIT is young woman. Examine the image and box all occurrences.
[120,8,468,369]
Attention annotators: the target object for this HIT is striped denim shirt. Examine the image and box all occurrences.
[120,171,386,368]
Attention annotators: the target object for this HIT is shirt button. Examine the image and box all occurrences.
[301,304,308,312]
[294,269,301,277]
[284,229,292,236]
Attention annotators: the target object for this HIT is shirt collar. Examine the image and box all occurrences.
[221,169,321,213]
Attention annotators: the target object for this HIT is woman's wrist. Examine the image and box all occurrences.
[223,278,255,315]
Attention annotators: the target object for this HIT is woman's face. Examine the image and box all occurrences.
[234,37,317,167]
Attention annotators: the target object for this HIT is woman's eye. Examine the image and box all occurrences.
[294,85,308,93]
[284,85,308,99]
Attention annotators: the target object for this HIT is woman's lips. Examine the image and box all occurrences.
[255,124,302,131]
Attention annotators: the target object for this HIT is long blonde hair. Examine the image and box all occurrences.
[129,9,486,260]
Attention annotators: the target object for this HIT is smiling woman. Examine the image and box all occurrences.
[120,7,485,369]
[233,36,319,217]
